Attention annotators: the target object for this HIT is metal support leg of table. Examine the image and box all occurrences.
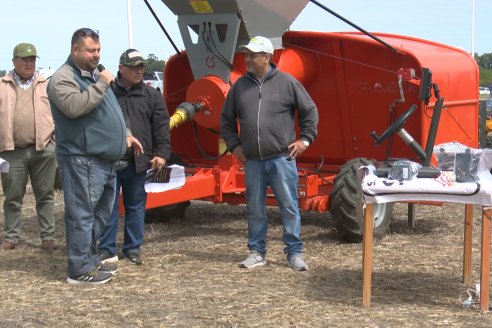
[408,203,416,228]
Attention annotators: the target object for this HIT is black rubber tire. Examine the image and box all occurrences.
[330,158,393,242]
[145,201,191,223]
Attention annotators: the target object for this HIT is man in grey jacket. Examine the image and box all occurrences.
[48,28,142,285]
[220,36,319,271]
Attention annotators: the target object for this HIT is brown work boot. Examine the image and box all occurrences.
[1,240,16,250]
[41,239,56,251]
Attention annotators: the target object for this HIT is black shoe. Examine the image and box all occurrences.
[97,262,118,274]
[123,252,143,265]
[67,269,112,285]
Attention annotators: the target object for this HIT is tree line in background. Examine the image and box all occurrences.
[476,53,492,87]
[144,54,165,73]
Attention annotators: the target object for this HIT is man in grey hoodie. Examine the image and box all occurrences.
[220,36,319,271]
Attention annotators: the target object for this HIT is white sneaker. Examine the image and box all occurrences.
[287,255,309,271]
[99,250,119,264]
[239,251,266,268]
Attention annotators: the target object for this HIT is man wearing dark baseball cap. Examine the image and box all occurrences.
[0,42,56,251]
[119,49,145,67]
[98,48,170,267]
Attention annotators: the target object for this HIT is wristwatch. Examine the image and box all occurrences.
[302,140,310,147]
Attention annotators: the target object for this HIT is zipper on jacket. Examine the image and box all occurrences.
[247,66,273,161]
[256,80,263,160]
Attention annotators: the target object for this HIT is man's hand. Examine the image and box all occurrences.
[99,69,115,85]
[288,139,309,160]
[150,156,166,171]
[127,136,144,155]
[233,146,246,162]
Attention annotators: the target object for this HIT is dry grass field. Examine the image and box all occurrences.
[1,187,492,327]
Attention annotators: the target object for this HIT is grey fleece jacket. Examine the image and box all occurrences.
[220,64,318,160]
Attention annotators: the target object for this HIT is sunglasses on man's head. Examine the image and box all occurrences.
[78,28,99,38]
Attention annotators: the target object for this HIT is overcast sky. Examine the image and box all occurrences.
[1,0,490,73]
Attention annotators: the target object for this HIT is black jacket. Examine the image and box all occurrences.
[112,78,171,173]
[220,64,318,160]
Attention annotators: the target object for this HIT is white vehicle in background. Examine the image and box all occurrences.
[143,71,164,92]
[37,68,56,80]
[479,86,490,97]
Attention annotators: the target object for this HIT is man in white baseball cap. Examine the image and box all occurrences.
[239,36,274,54]
[221,35,319,272]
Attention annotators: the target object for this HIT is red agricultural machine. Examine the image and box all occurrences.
[142,0,479,241]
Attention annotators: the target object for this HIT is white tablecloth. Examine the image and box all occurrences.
[361,149,492,206]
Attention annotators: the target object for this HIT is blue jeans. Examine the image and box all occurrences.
[57,155,116,278]
[244,156,303,258]
[99,164,147,256]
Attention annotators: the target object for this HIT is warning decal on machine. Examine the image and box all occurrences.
[189,0,213,13]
